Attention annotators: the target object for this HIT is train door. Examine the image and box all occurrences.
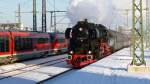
[0,32,12,64]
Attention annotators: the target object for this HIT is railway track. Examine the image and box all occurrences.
[37,53,118,84]
[0,53,66,73]
[0,52,116,83]
[0,57,66,80]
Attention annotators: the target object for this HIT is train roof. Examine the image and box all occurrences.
[49,32,64,34]
[0,29,50,34]
[74,20,107,30]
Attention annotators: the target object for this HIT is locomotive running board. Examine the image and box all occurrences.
[128,65,150,73]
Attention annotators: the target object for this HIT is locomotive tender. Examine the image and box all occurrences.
[65,19,130,68]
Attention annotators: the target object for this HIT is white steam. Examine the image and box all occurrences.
[112,0,132,9]
[68,0,116,26]
[67,0,147,28]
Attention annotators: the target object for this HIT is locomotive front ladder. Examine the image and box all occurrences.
[128,0,150,73]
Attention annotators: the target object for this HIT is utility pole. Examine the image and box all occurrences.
[128,0,150,73]
[42,0,47,32]
[16,4,21,29]
[146,0,150,48]
[50,11,53,31]
[16,10,66,32]
[116,8,147,28]
[47,11,67,32]
[124,9,130,27]
[132,0,145,66]
[53,0,56,32]
[33,0,37,31]
[116,9,131,28]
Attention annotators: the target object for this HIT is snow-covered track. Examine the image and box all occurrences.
[0,57,66,80]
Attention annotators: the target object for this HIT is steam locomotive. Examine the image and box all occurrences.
[65,20,130,68]
[0,31,67,65]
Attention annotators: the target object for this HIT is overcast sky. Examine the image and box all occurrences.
[0,0,149,31]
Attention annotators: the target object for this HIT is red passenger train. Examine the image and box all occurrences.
[0,31,67,65]
[49,33,67,54]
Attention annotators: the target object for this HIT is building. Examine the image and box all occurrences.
[0,23,23,30]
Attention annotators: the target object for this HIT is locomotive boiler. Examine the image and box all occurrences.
[65,19,130,68]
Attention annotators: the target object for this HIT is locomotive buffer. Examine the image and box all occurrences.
[128,0,150,73]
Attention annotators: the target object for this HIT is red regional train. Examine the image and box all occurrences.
[49,33,67,54]
[0,31,67,65]
[65,20,130,68]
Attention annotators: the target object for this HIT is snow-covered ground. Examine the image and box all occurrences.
[0,54,66,73]
[43,48,150,84]
[0,61,70,84]
[0,54,72,84]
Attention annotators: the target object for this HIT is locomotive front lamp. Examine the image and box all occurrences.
[79,28,83,31]
[88,51,92,54]
[70,51,73,54]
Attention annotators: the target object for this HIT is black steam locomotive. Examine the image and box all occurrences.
[65,19,130,68]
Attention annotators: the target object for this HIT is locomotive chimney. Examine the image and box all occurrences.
[84,19,88,22]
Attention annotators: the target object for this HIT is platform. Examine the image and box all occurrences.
[44,48,150,84]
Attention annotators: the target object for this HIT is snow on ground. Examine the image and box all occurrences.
[44,48,150,84]
[0,61,70,84]
[0,54,71,84]
[0,54,66,73]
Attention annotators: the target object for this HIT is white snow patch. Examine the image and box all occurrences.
[44,48,150,84]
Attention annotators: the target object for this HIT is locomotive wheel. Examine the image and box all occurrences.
[95,51,101,60]
[100,45,105,56]
[94,47,101,60]
[100,42,112,56]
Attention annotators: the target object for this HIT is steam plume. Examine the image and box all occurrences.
[67,0,116,27]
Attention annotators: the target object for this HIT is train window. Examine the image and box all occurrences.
[49,34,55,42]
[50,37,54,42]
[37,38,49,43]
[57,38,65,43]
[15,37,33,51]
[0,36,9,52]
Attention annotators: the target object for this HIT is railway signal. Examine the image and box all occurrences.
[128,0,150,73]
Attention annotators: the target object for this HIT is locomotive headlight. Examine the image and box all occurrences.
[79,28,83,31]
[88,51,92,54]
[70,51,73,54]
